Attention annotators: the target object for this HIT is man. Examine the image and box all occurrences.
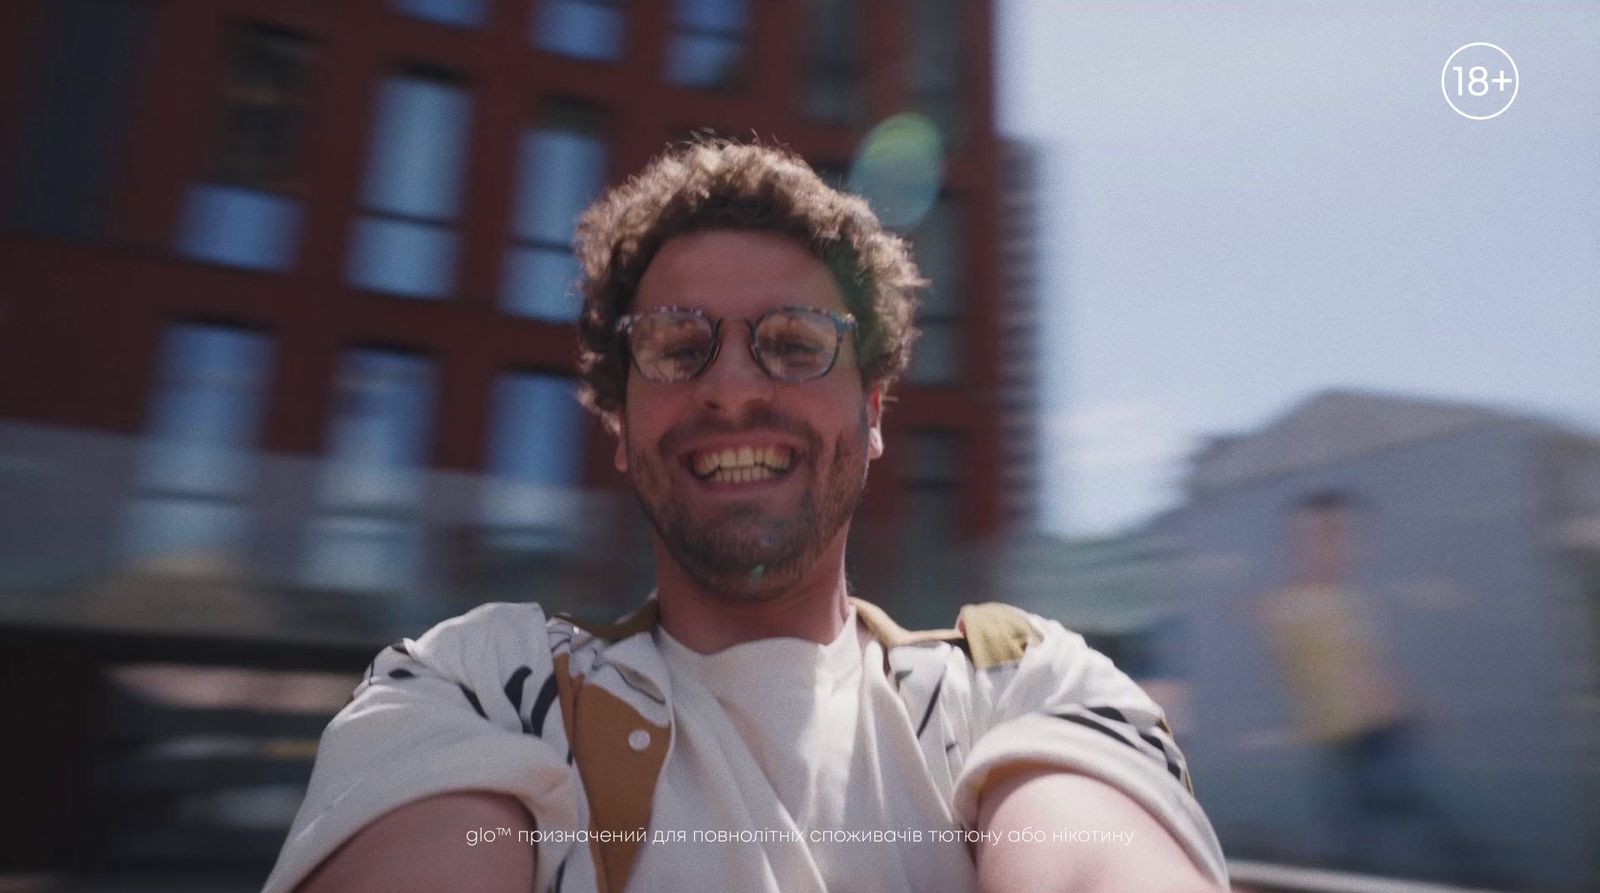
[1259,491,1482,879]
[263,142,1227,893]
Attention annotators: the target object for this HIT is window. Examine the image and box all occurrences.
[534,0,626,61]
[805,0,861,122]
[347,67,473,299]
[10,0,153,240]
[906,0,961,144]
[303,349,436,593]
[394,0,488,28]
[665,0,748,90]
[175,24,313,272]
[120,323,273,565]
[481,373,587,551]
[501,103,607,321]
[906,198,963,384]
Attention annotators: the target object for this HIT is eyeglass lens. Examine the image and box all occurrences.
[629,309,842,383]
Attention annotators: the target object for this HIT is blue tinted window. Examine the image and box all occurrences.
[482,374,586,544]
[502,109,606,320]
[488,374,585,486]
[307,349,435,594]
[140,324,274,496]
[394,0,488,27]
[176,185,301,271]
[501,249,581,320]
[360,75,472,218]
[348,217,460,299]
[320,350,436,509]
[666,0,747,89]
[349,70,473,298]
[122,323,272,564]
[535,0,625,61]
[174,25,313,271]
[673,0,745,32]
[510,128,606,243]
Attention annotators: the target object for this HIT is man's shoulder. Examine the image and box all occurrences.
[871,601,1070,667]
[400,601,589,670]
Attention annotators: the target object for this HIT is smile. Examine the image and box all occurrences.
[687,445,796,483]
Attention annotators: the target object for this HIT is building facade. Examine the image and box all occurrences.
[0,0,1012,619]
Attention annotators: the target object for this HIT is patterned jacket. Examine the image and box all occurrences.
[262,597,1228,892]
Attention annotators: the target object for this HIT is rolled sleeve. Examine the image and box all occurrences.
[950,615,1228,887]
[261,603,585,893]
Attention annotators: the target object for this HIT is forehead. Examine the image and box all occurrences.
[633,230,847,318]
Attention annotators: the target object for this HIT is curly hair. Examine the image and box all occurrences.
[574,140,924,431]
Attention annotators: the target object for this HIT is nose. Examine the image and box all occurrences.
[693,320,775,416]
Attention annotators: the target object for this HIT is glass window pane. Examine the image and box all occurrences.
[483,374,587,546]
[509,126,607,243]
[673,0,746,32]
[140,323,274,496]
[347,217,459,298]
[667,33,742,88]
[907,319,960,384]
[320,350,436,509]
[176,184,301,271]
[360,72,473,219]
[11,0,153,239]
[501,246,581,320]
[394,0,488,27]
[488,374,585,485]
[534,0,625,61]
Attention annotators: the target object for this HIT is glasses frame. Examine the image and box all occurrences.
[616,305,859,384]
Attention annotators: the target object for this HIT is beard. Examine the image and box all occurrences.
[625,404,870,600]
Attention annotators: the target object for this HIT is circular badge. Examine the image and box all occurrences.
[1441,43,1518,121]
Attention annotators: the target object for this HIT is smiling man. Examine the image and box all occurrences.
[263,142,1227,893]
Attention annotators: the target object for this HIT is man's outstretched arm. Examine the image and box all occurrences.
[295,791,536,893]
[976,765,1220,893]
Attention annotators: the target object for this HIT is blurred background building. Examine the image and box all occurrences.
[1160,390,1600,890]
[0,0,1015,885]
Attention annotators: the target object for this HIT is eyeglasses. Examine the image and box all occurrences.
[617,306,858,384]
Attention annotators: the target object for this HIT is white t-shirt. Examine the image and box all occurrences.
[635,606,977,891]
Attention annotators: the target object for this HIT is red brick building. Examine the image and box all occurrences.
[0,0,1010,622]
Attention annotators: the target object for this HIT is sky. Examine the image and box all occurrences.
[993,0,1600,537]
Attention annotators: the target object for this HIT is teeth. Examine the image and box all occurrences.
[708,465,775,484]
[692,445,795,478]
